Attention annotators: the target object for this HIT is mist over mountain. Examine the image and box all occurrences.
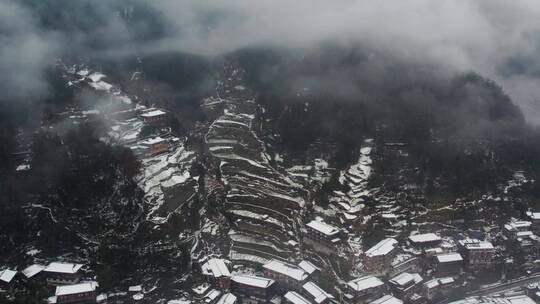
[3,0,540,123]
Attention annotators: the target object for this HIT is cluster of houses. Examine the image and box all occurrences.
[179,215,499,304]
[301,217,502,304]
[107,105,180,157]
[502,215,540,260]
[6,211,540,304]
[0,261,150,304]
[190,257,333,304]
[347,230,498,303]
[0,261,99,303]
[339,211,540,304]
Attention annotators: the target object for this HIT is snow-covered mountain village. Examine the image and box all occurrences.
[3,58,540,304]
[5,3,540,304]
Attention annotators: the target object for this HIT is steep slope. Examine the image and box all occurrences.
[204,64,306,265]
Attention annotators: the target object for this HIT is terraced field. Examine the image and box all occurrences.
[204,66,306,265]
[135,143,197,224]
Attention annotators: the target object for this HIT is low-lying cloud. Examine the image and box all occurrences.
[2,0,540,123]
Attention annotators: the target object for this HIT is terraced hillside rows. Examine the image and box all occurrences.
[134,143,197,224]
[204,66,306,265]
[329,139,375,220]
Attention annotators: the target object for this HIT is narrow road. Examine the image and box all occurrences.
[438,274,540,303]
[470,274,540,296]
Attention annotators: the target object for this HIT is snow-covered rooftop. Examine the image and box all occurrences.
[298,260,319,274]
[408,233,441,244]
[22,264,45,278]
[168,299,192,304]
[284,291,312,304]
[369,295,403,304]
[347,275,384,292]
[16,164,30,171]
[0,269,17,283]
[448,295,536,304]
[389,272,423,287]
[201,258,231,278]
[263,260,308,281]
[505,221,532,232]
[88,72,106,82]
[436,253,463,263]
[231,275,275,288]
[306,220,340,236]
[44,262,83,274]
[128,285,142,292]
[465,241,494,250]
[302,281,334,304]
[527,212,540,220]
[204,289,221,303]
[89,81,113,91]
[516,231,534,238]
[192,284,211,295]
[217,293,237,304]
[55,282,97,296]
[424,277,454,289]
[425,247,444,255]
[365,238,398,257]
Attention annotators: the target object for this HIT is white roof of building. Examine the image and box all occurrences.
[389,272,423,287]
[409,233,441,244]
[439,277,455,284]
[217,293,237,304]
[263,260,308,281]
[0,269,17,283]
[202,258,231,278]
[505,221,532,231]
[424,277,455,289]
[365,238,398,257]
[448,295,536,304]
[465,241,494,250]
[517,231,534,237]
[140,109,166,117]
[45,262,83,274]
[55,282,97,296]
[425,247,444,255]
[436,253,463,263]
[128,285,142,292]
[347,276,384,292]
[298,261,319,274]
[369,295,403,304]
[302,281,334,304]
[204,289,221,303]
[168,300,192,304]
[284,291,312,304]
[527,212,540,220]
[459,238,480,246]
[192,284,211,295]
[306,220,340,236]
[231,275,275,288]
[22,264,45,278]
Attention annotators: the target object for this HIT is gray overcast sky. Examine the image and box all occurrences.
[2,0,540,122]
